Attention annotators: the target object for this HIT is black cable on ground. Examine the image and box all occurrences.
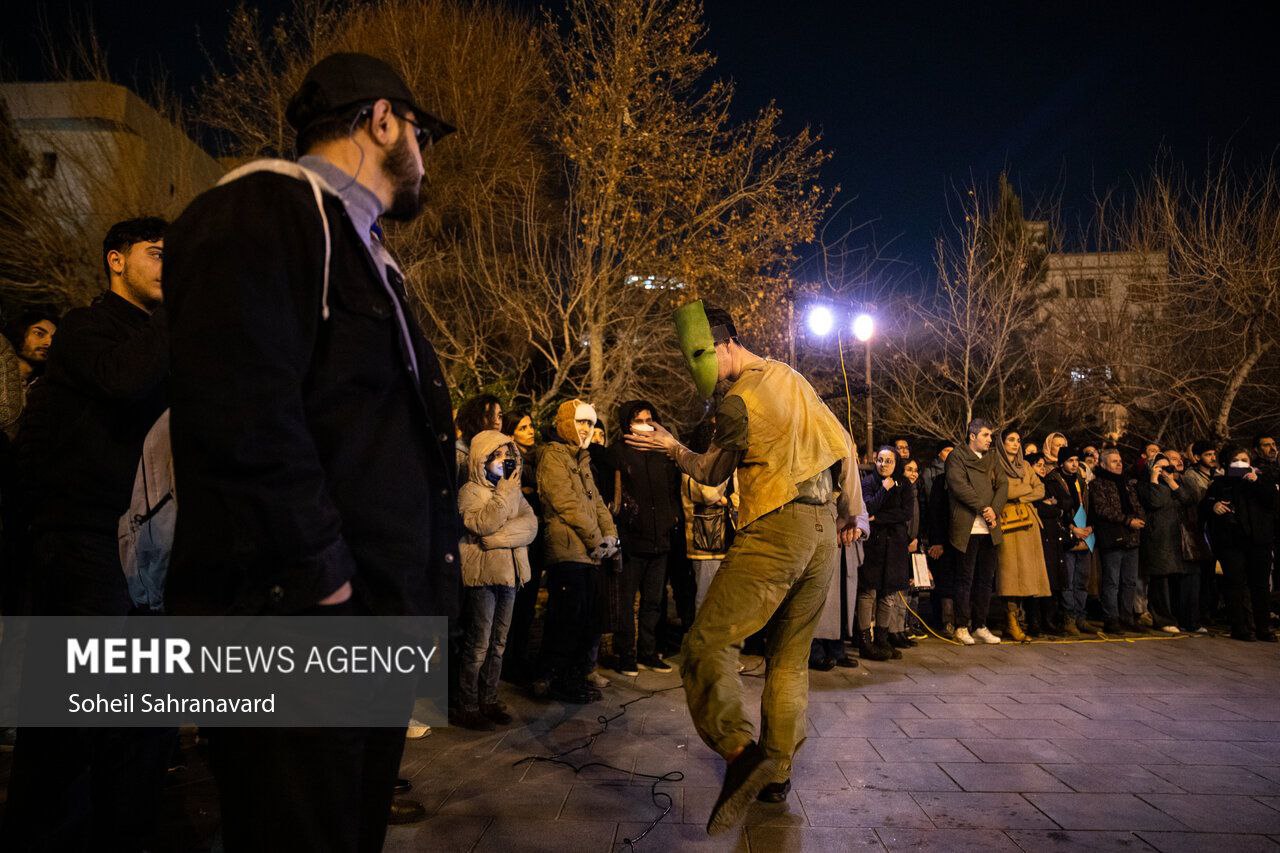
[513,682,686,850]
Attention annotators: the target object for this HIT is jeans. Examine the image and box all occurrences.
[457,584,516,711]
[1061,549,1090,621]
[683,501,837,783]
[616,551,668,661]
[693,559,723,613]
[954,534,997,629]
[539,562,600,686]
[1100,547,1139,622]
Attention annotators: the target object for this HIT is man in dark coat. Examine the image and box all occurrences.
[163,53,459,852]
[945,418,1008,645]
[2,216,172,849]
[608,400,680,674]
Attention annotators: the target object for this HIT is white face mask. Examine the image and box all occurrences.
[1230,460,1252,469]
[631,422,655,434]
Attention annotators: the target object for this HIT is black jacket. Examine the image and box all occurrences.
[1203,471,1278,551]
[609,400,680,554]
[859,471,914,593]
[17,292,168,539]
[163,167,459,617]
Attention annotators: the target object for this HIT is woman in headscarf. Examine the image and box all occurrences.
[1042,432,1069,467]
[995,428,1051,642]
[856,447,916,660]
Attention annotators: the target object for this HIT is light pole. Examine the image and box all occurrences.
[852,313,875,462]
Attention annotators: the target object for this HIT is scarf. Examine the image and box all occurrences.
[1094,466,1134,516]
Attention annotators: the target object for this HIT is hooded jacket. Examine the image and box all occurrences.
[458,430,538,587]
[163,160,460,617]
[537,400,617,565]
[610,399,681,554]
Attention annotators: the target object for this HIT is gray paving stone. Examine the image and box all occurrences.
[1140,794,1280,833]
[870,737,980,763]
[614,820,748,852]
[876,827,1022,851]
[987,702,1090,720]
[1147,740,1269,765]
[796,789,934,828]
[1144,765,1280,795]
[915,702,1010,719]
[439,780,572,819]
[839,701,926,719]
[1135,831,1280,853]
[1041,764,1185,794]
[1005,829,1157,851]
[1059,719,1169,740]
[382,814,493,853]
[959,738,1079,764]
[940,762,1072,793]
[977,718,1080,740]
[812,717,909,737]
[1049,738,1174,764]
[559,783,681,823]
[837,762,960,791]
[472,819,617,853]
[1025,793,1186,830]
[795,736,880,761]
[747,825,885,851]
[911,792,1057,829]
[896,719,992,739]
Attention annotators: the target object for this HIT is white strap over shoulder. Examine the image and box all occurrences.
[217,159,335,321]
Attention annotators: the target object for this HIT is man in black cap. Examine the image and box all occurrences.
[164,53,458,852]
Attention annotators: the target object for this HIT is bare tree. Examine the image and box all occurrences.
[1064,156,1280,443]
[200,0,831,425]
[878,177,1069,439]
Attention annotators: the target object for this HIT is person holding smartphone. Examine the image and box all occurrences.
[1203,444,1279,641]
[453,430,539,728]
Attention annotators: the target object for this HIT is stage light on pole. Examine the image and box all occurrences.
[852,313,875,343]
[806,305,834,337]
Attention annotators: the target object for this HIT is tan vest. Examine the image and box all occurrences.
[730,359,850,528]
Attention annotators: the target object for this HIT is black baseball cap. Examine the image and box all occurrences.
[286,52,455,142]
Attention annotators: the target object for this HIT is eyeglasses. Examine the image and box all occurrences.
[392,110,432,150]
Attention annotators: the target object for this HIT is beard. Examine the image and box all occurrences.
[382,132,424,222]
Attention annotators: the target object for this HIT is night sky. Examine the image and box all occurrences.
[4,1,1278,279]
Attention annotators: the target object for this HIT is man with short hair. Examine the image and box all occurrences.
[2,216,172,849]
[944,418,1008,645]
[164,53,459,851]
[1252,433,1279,597]
[1183,441,1221,625]
[626,302,862,833]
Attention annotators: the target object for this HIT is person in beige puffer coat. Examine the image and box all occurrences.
[535,399,618,703]
[453,429,538,730]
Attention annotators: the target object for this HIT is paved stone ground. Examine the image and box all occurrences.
[6,631,1280,851]
[382,632,1280,852]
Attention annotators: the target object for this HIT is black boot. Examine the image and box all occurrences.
[888,632,916,649]
[858,628,891,661]
[876,628,902,660]
[940,598,956,638]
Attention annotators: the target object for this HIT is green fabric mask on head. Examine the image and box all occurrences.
[675,300,720,398]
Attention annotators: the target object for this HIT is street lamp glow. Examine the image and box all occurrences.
[852,313,875,343]
[806,306,834,337]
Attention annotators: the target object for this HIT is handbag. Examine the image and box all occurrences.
[910,552,933,589]
[692,504,733,553]
[1000,500,1036,533]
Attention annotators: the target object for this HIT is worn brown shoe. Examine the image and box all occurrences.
[707,742,777,835]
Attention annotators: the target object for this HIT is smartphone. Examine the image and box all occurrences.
[502,458,518,478]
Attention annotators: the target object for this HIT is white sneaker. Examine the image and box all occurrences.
[973,627,1001,644]
[586,671,611,689]
[1160,625,1181,634]
[954,627,976,646]
[405,719,432,739]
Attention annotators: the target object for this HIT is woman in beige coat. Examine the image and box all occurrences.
[996,428,1051,641]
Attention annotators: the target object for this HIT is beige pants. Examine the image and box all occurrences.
[680,501,837,782]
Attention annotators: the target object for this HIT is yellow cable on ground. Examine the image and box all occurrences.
[894,590,1191,646]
